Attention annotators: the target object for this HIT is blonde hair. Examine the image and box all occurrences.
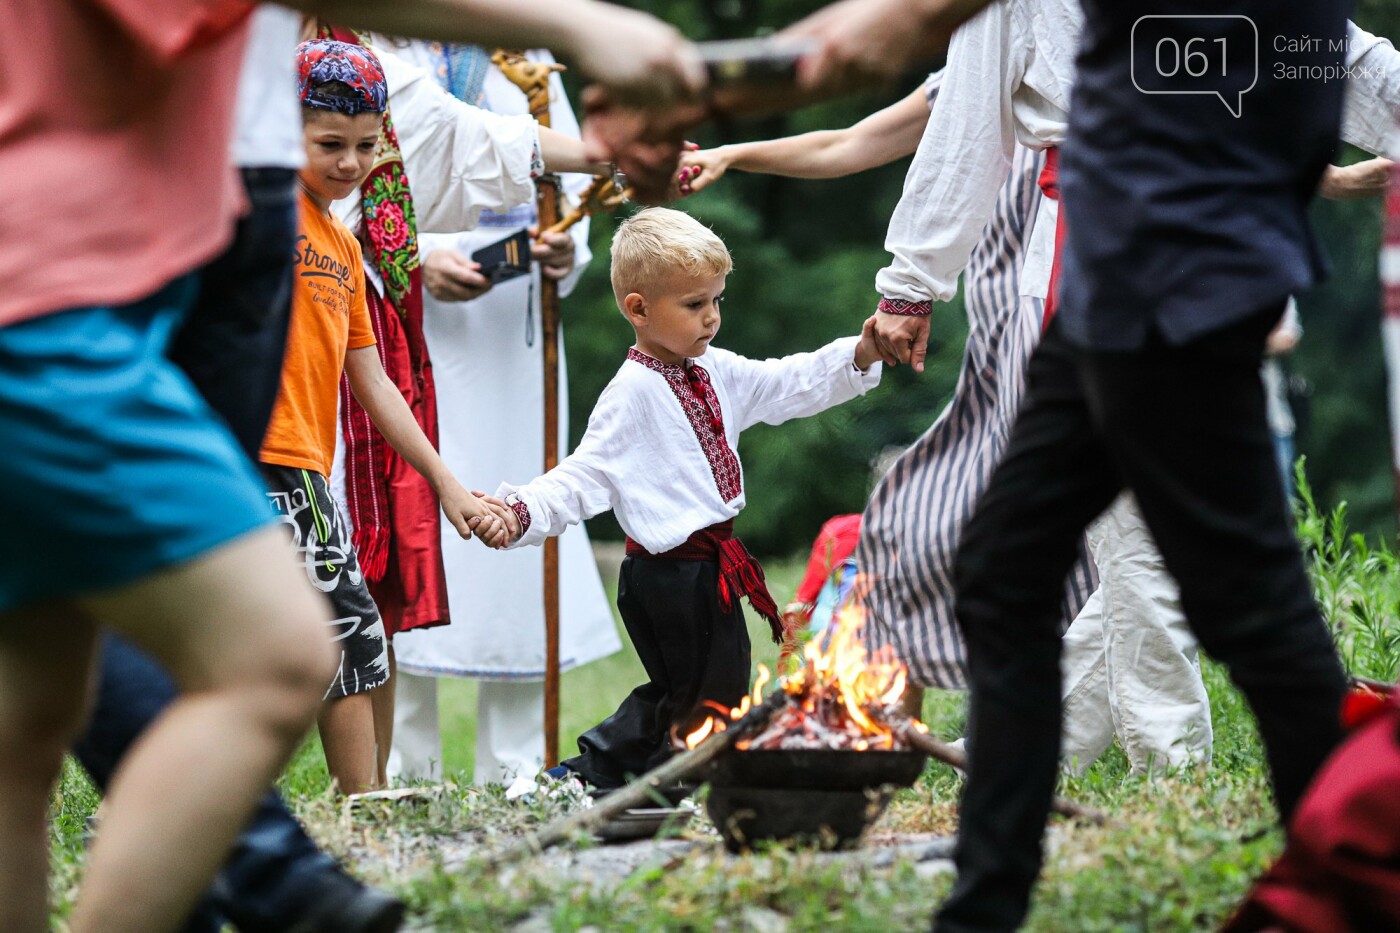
[610,207,732,305]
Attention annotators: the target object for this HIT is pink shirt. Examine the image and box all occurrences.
[0,0,253,327]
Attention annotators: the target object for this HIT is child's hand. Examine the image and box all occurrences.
[854,314,885,371]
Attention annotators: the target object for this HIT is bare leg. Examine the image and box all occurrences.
[369,644,396,788]
[0,605,99,933]
[68,528,333,933]
[320,692,379,795]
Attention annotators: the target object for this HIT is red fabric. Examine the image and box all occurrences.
[340,288,447,637]
[1225,693,1400,933]
[793,514,863,609]
[1037,147,1066,331]
[626,521,783,645]
[325,26,443,637]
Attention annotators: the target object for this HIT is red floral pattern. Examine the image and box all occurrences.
[627,349,743,502]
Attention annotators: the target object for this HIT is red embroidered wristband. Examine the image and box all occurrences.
[505,495,532,536]
[878,297,932,316]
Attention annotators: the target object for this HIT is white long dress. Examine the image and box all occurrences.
[373,42,620,784]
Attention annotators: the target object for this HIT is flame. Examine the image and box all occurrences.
[677,579,916,752]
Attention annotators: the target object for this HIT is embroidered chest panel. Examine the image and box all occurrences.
[628,349,742,502]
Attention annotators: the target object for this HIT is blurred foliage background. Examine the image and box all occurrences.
[557,0,1400,555]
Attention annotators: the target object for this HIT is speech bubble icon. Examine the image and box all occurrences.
[1130,15,1259,118]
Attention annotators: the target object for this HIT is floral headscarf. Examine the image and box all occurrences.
[296,38,387,115]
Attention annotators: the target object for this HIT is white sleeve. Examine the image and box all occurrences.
[496,388,622,548]
[722,338,882,432]
[1340,22,1400,157]
[374,45,542,234]
[874,3,1020,307]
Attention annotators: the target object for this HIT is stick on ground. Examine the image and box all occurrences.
[485,692,790,867]
[891,719,1112,827]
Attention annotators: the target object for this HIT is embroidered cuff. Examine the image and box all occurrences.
[505,494,533,537]
[878,297,932,316]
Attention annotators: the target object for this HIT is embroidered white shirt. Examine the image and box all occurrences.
[498,337,882,555]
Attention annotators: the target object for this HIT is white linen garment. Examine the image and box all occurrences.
[383,44,619,686]
[875,0,1080,308]
[500,339,882,554]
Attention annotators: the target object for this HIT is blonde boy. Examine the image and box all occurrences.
[492,207,883,790]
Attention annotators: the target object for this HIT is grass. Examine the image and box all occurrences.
[49,480,1400,931]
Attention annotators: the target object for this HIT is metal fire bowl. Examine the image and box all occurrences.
[705,785,898,853]
[702,748,928,792]
[702,748,929,852]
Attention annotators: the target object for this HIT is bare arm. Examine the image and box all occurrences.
[343,347,510,546]
[680,84,930,193]
[1319,157,1393,200]
[538,126,613,176]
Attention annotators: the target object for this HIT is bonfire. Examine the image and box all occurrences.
[683,596,925,753]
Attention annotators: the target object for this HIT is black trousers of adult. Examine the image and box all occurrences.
[934,312,1348,933]
[564,556,752,789]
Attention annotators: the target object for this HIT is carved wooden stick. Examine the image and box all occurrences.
[890,718,1112,827]
[485,692,790,866]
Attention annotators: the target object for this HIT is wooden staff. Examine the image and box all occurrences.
[494,50,566,768]
[486,691,792,866]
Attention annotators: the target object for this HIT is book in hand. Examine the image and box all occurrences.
[471,229,532,284]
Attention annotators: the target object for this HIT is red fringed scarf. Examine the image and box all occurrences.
[322,26,447,634]
[625,519,784,646]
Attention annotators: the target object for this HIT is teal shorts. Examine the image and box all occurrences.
[0,277,272,614]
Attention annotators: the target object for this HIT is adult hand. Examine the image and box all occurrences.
[872,310,932,373]
[423,249,492,303]
[678,147,728,195]
[530,228,576,281]
[562,2,706,105]
[581,92,707,204]
[1319,157,1393,201]
[780,0,990,92]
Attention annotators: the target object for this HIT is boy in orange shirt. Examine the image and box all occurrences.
[260,40,510,795]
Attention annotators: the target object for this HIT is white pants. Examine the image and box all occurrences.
[387,671,546,786]
[1060,493,1213,775]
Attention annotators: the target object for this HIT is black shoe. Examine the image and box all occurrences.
[286,869,406,933]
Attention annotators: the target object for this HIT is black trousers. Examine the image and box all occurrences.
[935,313,1347,933]
[564,556,752,789]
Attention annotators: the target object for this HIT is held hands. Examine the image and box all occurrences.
[869,309,931,374]
[853,315,884,371]
[473,492,522,542]
[424,249,492,303]
[439,481,513,548]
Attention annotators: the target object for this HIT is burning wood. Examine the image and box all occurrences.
[683,600,912,753]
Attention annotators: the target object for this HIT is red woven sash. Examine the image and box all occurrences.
[626,520,783,645]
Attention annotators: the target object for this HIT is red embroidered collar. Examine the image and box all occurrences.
[627,348,742,502]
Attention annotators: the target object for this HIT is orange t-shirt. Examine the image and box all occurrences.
[259,191,377,476]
